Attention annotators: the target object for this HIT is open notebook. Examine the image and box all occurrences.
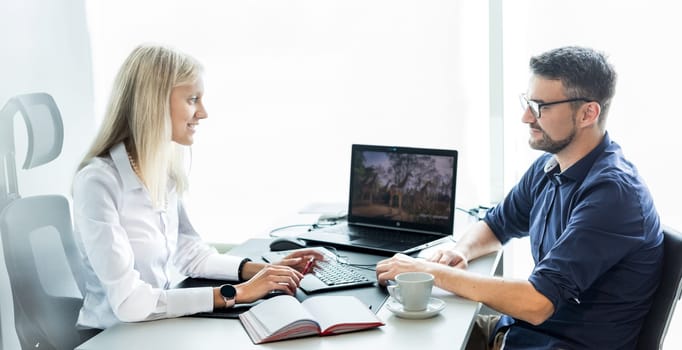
[239,295,384,344]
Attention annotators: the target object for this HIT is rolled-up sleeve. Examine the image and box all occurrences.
[528,179,649,308]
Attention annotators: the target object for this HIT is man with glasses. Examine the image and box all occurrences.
[376,46,663,349]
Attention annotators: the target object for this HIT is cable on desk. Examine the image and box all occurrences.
[268,222,338,237]
[455,205,491,220]
[268,224,312,237]
[311,222,338,230]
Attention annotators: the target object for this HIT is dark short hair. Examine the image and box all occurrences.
[530,46,617,125]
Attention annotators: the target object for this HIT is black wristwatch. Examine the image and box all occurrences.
[219,284,237,308]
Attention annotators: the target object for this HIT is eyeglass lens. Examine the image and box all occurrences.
[519,94,539,118]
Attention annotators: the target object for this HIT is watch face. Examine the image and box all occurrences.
[220,284,236,299]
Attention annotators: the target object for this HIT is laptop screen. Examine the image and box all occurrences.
[348,144,458,235]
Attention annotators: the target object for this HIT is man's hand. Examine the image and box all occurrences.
[375,253,431,286]
[428,249,468,269]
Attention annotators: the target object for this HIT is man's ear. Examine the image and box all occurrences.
[579,101,601,127]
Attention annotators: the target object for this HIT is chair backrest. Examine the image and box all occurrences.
[636,226,682,350]
[0,195,86,350]
[0,93,64,209]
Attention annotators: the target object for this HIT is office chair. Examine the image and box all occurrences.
[636,226,682,350]
[0,93,87,350]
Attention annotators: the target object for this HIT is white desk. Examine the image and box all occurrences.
[77,248,501,350]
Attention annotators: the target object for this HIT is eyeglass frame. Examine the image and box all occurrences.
[519,94,598,119]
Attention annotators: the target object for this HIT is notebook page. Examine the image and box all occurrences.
[248,295,316,334]
[302,295,382,334]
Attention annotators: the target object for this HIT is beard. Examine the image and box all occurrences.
[528,115,577,154]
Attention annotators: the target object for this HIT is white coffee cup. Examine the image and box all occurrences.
[387,271,434,312]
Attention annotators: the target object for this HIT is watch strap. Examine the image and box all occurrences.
[222,295,236,308]
[237,258,252,282]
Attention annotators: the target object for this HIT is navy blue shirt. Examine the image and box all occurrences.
[484,133,663,349]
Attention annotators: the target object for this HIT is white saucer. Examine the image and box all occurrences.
[385,297,446,319]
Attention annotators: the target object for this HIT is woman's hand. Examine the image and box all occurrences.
[275,249,325,274]
[234,265,303,303]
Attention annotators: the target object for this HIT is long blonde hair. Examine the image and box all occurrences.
[79,44,203,208]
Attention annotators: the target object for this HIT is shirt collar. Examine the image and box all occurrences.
[110,142,143,191]
[544,132,612,184]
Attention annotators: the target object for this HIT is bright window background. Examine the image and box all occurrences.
[86,0,682,272]
[85,0,491,244]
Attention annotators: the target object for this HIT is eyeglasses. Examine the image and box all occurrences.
[519,94,597,119]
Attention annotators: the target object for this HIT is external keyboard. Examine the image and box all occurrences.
[262,247,375,293]
[310,249,372,286]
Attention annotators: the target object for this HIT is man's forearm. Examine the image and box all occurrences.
[454,221,503,261]
[428,263,554,325]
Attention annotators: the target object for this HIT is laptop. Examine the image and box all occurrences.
[298,144,458,256]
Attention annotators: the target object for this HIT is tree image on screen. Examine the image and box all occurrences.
[351,151,453,225]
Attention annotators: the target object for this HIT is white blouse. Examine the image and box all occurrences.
[72,142,244,329]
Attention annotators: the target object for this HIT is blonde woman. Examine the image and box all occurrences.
[73,45,322,332]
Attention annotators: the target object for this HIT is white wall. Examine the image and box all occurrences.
[0,1,94,348]
[85,0,492,244]
[2,1,491,347]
